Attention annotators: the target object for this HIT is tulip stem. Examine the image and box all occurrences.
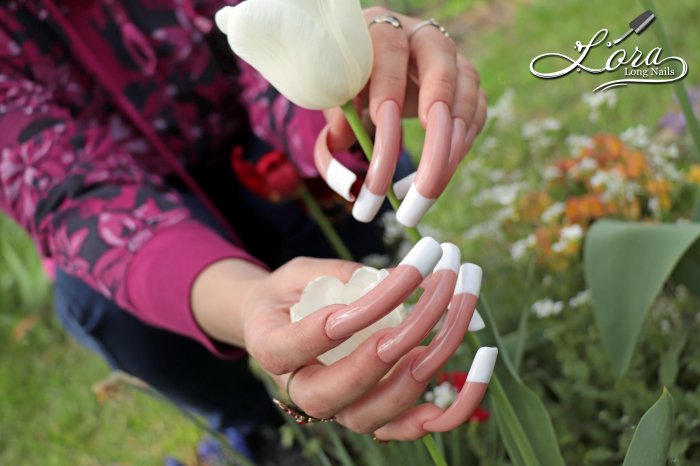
[298,182,354,261]
[422,434,449,466]
[341,102,422,244]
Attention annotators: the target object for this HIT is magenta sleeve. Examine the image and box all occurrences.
[124,221,268,358]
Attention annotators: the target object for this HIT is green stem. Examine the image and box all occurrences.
[641,0,700,162]
[298,182,354,261]
[422,434,449,466]
[340,102,422,244]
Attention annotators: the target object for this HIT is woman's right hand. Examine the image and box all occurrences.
[192,238,494,441]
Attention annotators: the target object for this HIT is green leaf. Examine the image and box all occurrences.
[622,389,675,466]
[472,298,565,466]
[583,220,700,376]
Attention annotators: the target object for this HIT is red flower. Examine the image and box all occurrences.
[231,146,301,202]
[436,371,490,423]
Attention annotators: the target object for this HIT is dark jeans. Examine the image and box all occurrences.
[53,145,413,433]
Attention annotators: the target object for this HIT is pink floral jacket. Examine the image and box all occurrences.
[0,0,357,355]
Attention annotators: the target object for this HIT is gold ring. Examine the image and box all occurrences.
[272,367,336,424]
[409,18,451,41]
[368,14,403,30]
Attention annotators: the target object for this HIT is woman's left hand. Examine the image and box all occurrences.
[322,7,487,226]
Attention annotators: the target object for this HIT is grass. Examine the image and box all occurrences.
[0,216,200,465]
[1,0,698,464]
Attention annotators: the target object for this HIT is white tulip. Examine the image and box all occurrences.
[215,0,373,110]
[290,266,405,365]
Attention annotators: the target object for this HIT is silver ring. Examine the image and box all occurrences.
[368,14,403,30]
[409,18,451,41]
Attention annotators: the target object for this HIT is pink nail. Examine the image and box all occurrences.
[376,269,456,363]
[446,118,467,178]
[410,293,477,381]
[325,238,443,340]
[422,347,497,432]
[413,101,452,199]
[352,101,401,223]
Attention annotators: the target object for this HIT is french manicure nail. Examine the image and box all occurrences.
[467,347,498,384]
[326,158,357,202]
[399,236,443,278]
[434,243,460,273]
[395,183,436,227]
[352,184,385,223]
[393,172,416,200]
[449,118,467,164]
[468,309,485,331]
[455,263,482,297]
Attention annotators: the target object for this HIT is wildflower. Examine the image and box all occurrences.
[488,88,516,129]
[582,91,617,121]
[568,289,592,307]
[560,224,583,242]
[566,135,594,155]
[619,125,650,148]
[531,298,564,318]
[541,202,565,223]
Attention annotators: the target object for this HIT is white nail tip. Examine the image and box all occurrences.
[326,159,357,202]
[396,184,436,227]
[466,347,498,383]
[434,243,460,272]
[393,172,416,200]
[399,236,443,278]
[352,185,384,223]
[468,310,485,331]
[455,263,482,297]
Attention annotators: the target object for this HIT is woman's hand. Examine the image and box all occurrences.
[320,8,488,227]
[192,238,494,441]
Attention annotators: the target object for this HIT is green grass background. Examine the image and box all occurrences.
[1,0,698,464]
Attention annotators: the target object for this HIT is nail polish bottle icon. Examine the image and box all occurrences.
[611,10,656,46]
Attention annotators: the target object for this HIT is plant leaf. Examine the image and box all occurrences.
[622,388,675,466]
[474,298,565,466]
[583,220,700,376]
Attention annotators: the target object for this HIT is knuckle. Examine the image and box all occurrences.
[338,413,378,434]
[250,339,288,375]
[426,70,456,98]
[383,35,409,56]
[364,6,389,18]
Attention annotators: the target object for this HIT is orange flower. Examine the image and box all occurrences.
[518,191,551,221]
[687,165,700,185]
[565,194,606,224]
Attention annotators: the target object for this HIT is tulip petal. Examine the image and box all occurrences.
[218,0,373,110]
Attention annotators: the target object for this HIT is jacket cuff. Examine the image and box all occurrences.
[125,221,266,358]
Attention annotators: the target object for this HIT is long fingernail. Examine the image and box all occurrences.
[462,124,477,156]
[324,238,441,340]
[435,243,460,273]
[327,158,357,202]
[393,172,416,200]
[395,183,436,227]
[468,347,498,383]
[455,263,482,297]
[448,118,468,173]
[399,236,443,278]
[353,184,385,223]
[468,309,485,331]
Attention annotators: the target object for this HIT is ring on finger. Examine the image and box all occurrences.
[272,367,336,424]
[368,14,403,29]
[409,18,452,42]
